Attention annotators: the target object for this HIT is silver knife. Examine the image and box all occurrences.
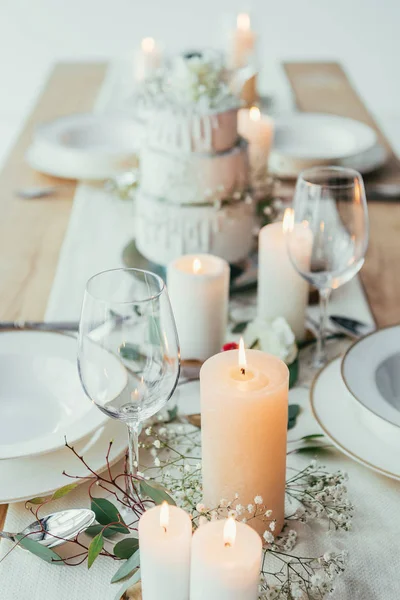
[0,321,79,331]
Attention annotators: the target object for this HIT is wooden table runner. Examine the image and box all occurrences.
[284,62,400,327]
[0,62,106,528]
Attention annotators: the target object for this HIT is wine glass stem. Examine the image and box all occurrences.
[315,288,332,368]
[126,421,140,500]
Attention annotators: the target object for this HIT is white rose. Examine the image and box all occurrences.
[243,317,297,364]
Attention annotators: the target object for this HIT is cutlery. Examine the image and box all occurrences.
[0,508,95,548]
[0,320,79,331]
[16,184,74,200]
[329,315,375,339]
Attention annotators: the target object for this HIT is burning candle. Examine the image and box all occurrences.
[200,343,289,535]
[139,501,192,600]
[190,517,262,599]
[238,106,274,174]
[231,13,256,68]
[167,254,230,361]
[134,37,162,82]
[258,209,312,340]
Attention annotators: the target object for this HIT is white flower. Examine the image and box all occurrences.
[243,317,298,364]
[153,439,161,449]
[196,503,207,513]
[235,504,244,515]
[247,504,254,513]
[254,495,263,505]
[184,464,191,472]
[154,457,161,467]
[145,427,152,436]
[220,498,229,508]
[265,509,273,517]
[199,516,208,527]
[269,520,276,531]
[228,510,236,518]
[263,530,274,543]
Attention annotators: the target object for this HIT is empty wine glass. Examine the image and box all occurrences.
[286,166,369,368]
[77,268,180,501]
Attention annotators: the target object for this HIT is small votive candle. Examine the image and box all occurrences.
[190,517,262,600]
[167,254,230,361]
[139,502,192,600]
[238,106,274,174]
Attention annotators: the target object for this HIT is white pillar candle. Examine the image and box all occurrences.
[139,502,192,600]
[238,106,274,174]
[190,518,262,600]
[201,343,289,535]
[134,37,162,82]
[231,13,256,68]
[258,210,312,340]
[167,254,230,361]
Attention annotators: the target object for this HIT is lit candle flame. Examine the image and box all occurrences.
[223,517,236,547]
[282,208,294,233]
[249,106,260,122]
[141,37,155,52]
[237,12,250,31]
[193,258,202,274]
[238,337,247,376]
[160,501,169,533]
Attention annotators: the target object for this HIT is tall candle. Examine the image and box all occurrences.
[230,13,257,105]
[134,37,162,82]
[258,210,312,340]
[201,345,289,535]
[139,502,192,600]
[190,517,262,600]
[238,106,274,174]
[167,254,230,361]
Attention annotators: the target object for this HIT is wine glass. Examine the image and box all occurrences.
[77,268,180,501]
[286,166,369,368]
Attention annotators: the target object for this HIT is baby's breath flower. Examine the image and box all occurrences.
[265,509,273,517]
[154,457,161,467]
[196,503,206,513]
[254,495,263,505]
[145,427,152,436]
[247,504,254,513]
[153,439,161,449]
[263,530,274,544]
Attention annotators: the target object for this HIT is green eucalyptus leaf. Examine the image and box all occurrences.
[167,405,178,422]
[295,445,331,454]
[88,532,103,569]
[287,403,300,430]
[113,537,139,559]
[288,358,299,389]
[51,483,79,500]
[140,480,176,506]
[113,567,141,598]
[85,524,122,539]
[16,535,62,564]
[301,434,325,441]
[26,497,47,505]
[231,321,249,334]
[91,498,129,533]
[119,343,146,363]
[111,550,140,584]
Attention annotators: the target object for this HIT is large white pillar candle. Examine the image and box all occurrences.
[190,517,262,600]
[134,37,162,82]
[167,254,230,361]
[139,502,192,600]
[238,106,274,175]
[200,343,289,535]
[258,211,312,340]
[229,13,257,105]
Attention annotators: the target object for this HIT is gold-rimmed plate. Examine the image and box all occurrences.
[310,356,400,481]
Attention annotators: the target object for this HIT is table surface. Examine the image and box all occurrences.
[0,60,399,530]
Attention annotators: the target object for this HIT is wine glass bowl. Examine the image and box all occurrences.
[286,166,369,367]
[77,268,180,489]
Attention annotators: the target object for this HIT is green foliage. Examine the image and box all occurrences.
[91,498,129,533]
[113,537,139,560]
[87,532,103,569]
[140,480,176,506]
[16,535,62,564]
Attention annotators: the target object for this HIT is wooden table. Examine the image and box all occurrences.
[0,61,399,529]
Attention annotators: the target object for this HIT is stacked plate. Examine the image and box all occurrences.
[26,114,140,180]
[0,330,127,504]
[269,113,387,178]
[311,325,400,481]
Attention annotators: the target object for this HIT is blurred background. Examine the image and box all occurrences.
[0,0,399,166]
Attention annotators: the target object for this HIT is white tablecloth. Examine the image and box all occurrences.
[1,62,399,600]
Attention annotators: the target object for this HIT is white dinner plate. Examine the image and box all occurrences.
[0,330,108,460]
[269,113,386,178]
[342,325,400,429]
[26,113,139,180]
[0,418,127,503]
[310,357,400,481]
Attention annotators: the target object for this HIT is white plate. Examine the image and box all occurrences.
[269,113,386,178]
[0,330,108,460]
[342,325,400,429]
[26,113,139,180]
[310,357,400,481]
[0,418,127,503]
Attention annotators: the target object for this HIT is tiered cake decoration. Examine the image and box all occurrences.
[132,50,255,267]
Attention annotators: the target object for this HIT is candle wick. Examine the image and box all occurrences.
[162,526,167,533]
[240,367,246,376]
[224,542,231,548]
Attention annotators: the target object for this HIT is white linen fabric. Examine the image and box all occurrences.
[0,62,399,600]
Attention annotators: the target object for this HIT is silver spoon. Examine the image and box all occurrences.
[0,508,95,548]
[16,184,74,199]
